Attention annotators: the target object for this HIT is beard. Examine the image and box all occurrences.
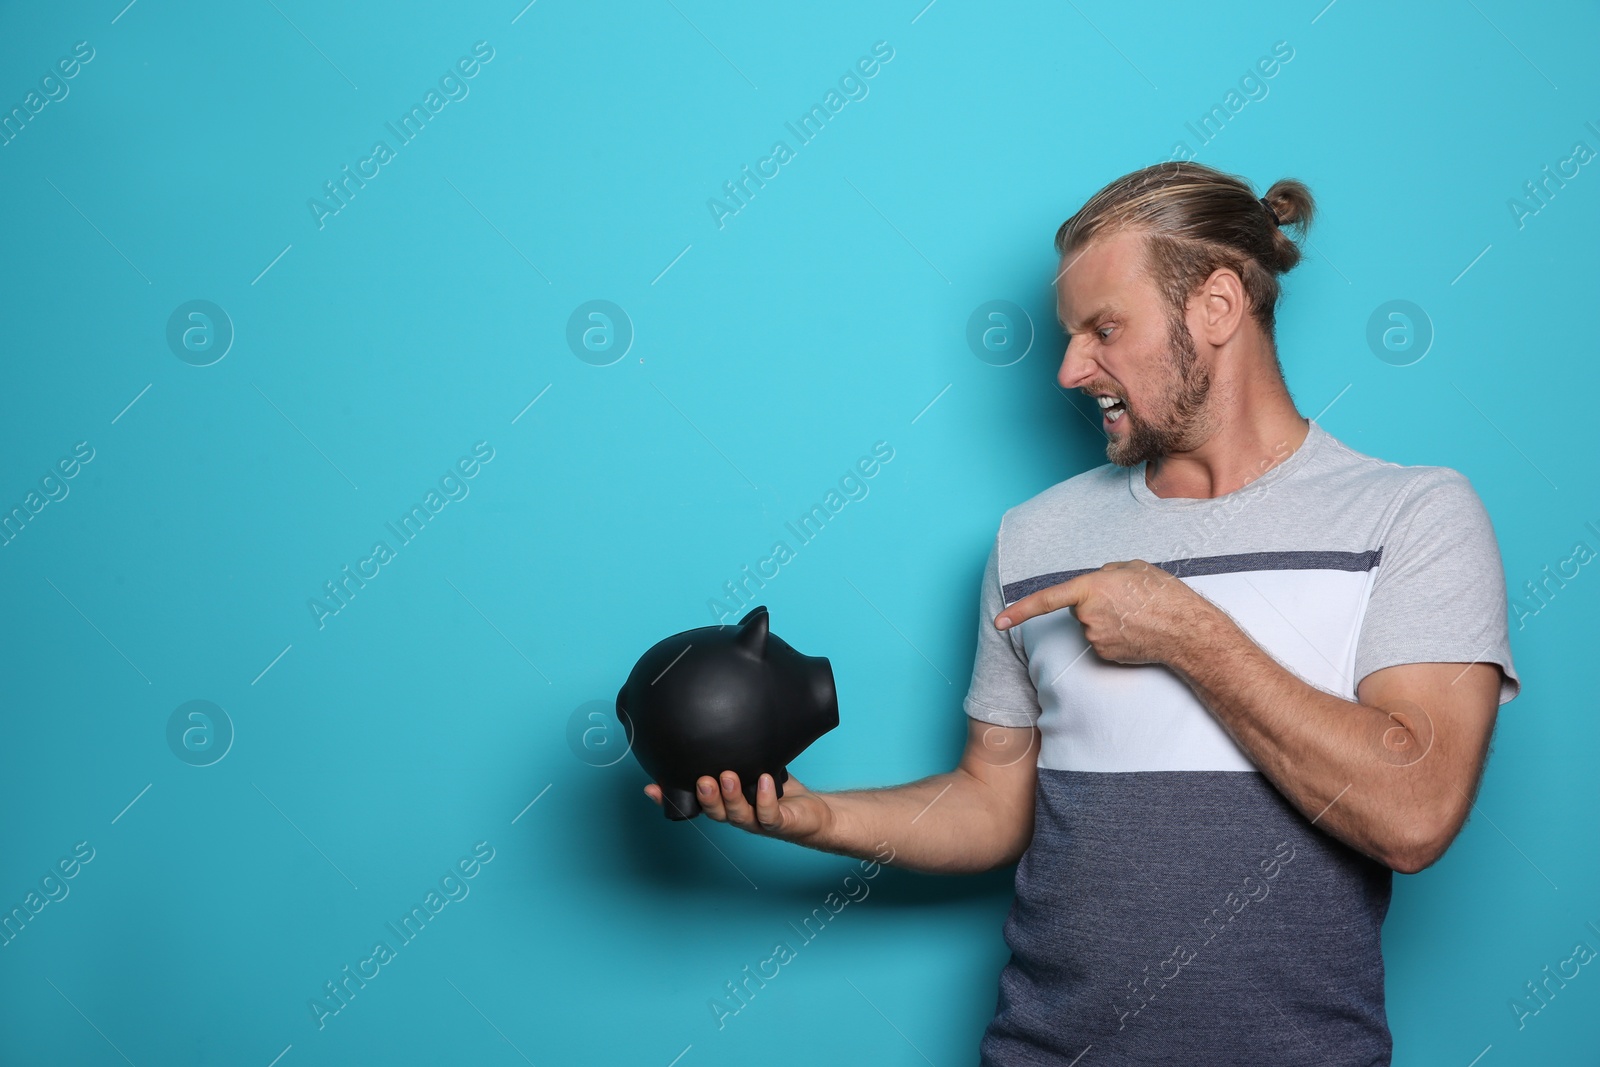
[1105,310,1213,468]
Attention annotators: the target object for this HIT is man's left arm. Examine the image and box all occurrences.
[1166,613,1500,874]
[995,468,1519,874]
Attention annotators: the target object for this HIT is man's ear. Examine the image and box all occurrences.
[1191,267,1248,346]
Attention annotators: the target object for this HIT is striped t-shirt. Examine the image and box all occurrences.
[965,419,1520,1066]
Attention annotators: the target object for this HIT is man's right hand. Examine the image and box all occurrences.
[641,719,1040,875]
[643,770,835,842]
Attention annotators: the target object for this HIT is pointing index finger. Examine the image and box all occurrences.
[995,576,1085,630]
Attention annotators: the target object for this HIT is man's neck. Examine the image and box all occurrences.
[1144,396,1310,501]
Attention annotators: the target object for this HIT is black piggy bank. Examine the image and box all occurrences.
[616,605,838,821]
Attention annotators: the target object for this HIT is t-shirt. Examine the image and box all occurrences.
[964,419,1520,1066]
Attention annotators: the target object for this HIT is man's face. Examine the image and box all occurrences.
[1055,229,1213,467]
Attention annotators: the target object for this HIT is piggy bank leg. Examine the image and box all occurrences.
[660,784,701,821]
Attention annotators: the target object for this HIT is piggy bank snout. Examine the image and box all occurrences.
[802,656,839,739]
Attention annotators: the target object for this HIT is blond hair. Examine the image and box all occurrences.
[1054,161,1314,335]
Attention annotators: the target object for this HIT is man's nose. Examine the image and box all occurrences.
[1057,338,1096,391]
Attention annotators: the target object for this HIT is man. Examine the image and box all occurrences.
[644,161,1519,1064]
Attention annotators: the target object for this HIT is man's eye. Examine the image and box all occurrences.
[1097,327,1113,341]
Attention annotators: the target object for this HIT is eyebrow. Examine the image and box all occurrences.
[1058,303,1121,332]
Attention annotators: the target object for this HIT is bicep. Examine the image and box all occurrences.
[1357,661,1500,787]
[958,716,1040,817]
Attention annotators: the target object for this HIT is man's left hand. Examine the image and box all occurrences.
[994,560,1220,666]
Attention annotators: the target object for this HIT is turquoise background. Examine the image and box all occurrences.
[1,0,1596,1063]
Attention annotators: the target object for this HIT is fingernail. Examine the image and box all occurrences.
[995,616,1011,630]
[698,781,713,794]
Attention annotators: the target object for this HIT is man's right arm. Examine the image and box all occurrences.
[645,716,1040,875]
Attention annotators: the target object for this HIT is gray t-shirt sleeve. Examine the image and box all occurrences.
[963,528,1043,726]
[1354,467,1521,704]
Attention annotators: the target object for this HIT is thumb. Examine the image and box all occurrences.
[756,773,824,836]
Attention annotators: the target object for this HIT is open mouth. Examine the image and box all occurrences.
[1095,394,1126,426]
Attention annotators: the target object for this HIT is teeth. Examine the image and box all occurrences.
[1106,408,1124,424]
[1096,395,1121,409]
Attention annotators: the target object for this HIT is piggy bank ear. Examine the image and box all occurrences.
[735,605,770,657]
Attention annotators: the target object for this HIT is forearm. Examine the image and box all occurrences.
[1168,608,1450,871]
[804,770,1029,876]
